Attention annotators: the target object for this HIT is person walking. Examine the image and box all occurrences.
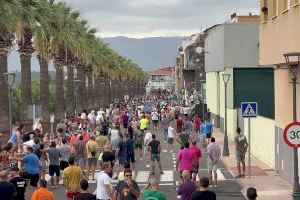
[165,124,177,153]
[143,127,152,167]
[96,162,114,200]
[86,135,98,180]
[59,138,71,172]
[142,178,167,200]
[9,166,27,200]
[47,141,61,189]
[151,108,159,130]
[74,135,87,172]
[115,133,127,179]
[204,120,213,144]
[74,179,96,200]
[63,156,83,200]
[177,170,197,200]
[190,177,216,200]
[176,142,195,178]
[234,127,248,178]
[207,137,221,187]
[109,124,120,155]
[31,179,55,200]
[114,169,140,200]
[161,114,170,143]
[125,133,135,170]
[134,128,144,161]
[189,140,201,182]
[148,134,163,175]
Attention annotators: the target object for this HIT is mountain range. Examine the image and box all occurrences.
[7,36,183,72]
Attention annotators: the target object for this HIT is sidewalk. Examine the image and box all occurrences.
[213,129,293,200]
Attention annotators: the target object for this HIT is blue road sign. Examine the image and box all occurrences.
[241,102,257,118]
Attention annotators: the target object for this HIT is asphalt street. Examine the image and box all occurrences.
[25,127,245,200]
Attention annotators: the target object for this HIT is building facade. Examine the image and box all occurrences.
[259,0,300,183]
[146,67,175,94]
[205,14,276,169]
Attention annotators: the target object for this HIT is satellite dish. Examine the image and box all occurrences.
[195,47,203,54]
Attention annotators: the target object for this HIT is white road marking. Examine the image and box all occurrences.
[160,170,173,182]
[217,169,225,181]
[135,171,150,182]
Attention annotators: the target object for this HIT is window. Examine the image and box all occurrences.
[279,0,289,12]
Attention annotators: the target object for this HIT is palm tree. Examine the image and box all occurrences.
[0,0,20,135]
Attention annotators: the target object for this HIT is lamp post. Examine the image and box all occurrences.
[284,52,300,199]
[114,85,118,103]
[3,72,15,136]
[74,79,81,115]
[50,115,55,141]
[222,73,230,156]
[100,82,105,108]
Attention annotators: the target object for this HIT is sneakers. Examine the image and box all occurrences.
[55,185,59,189]
[140,157,143,161]
[51,186,55,189]
[160,171,164,174]
[235,174,245,179]
[150,172,155,175]
[162,150,167,153]
[146,164,150,168]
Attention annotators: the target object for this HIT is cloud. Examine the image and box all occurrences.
[60,0,260,38]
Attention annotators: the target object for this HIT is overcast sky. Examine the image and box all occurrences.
[61,0,259,38]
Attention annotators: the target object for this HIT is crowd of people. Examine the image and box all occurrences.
[0,92,256,200]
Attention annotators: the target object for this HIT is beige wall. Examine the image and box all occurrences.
[206,72,219,117]
[259,5,300,65]
[243,116,275,168]
[274,68,300,129]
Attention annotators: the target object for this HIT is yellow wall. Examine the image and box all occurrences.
[227,108,237,140]
[206,72,219,117]
[260,4,300,65]
[274,68,300,129]
[243,116,275,168]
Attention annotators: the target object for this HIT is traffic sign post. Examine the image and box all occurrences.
[283,122,300,148]
[241,102,258,178]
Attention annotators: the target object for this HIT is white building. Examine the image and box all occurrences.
[146,67,175,94]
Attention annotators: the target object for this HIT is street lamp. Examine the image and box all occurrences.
[3,72,15,136]
[50,115,55,141]
[74,79,81,115]
[114,85,118,103]
[222,73,230,156]
[284,52,300,199]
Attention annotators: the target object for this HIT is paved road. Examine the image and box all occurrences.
[25,127,245,199]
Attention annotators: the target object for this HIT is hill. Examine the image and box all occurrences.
[103,36,183,70]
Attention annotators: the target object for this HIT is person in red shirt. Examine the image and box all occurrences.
[70,132,79,155]
[176,116,184,133]
[193,114,201,133]
[189,140,202,182]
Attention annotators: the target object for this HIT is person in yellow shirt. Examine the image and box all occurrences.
[63,156,83,200]
[86,135,98,180]
[139,115,149,131]
[31,179,55,200]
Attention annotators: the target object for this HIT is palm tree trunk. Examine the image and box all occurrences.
[55,65,65,122]
[87,69,94,110]
[38,56,50,132]
[20,54,32,130]
[0,53,10,136]
[77,65,87,110]
[94,74,100,108]
[66,66,75,119]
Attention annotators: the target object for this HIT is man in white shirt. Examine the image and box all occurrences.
[144,128,152,168]
[166,125,177,153]
[96,162,114,200]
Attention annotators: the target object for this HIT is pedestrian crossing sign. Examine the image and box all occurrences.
[241,102,257,118]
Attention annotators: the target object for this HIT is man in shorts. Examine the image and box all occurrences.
[134,128,144,161]
[144,127,152,167]
[115,133,127,179]
[47,141,61,188]
[234,127,248,178]
[204,120,213,144]
[74,135,87,171]
[86,135,98,180]
[207,137,221,187]
[166,124,176,153]
[148,134,163,175]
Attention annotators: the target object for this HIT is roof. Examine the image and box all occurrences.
[149,67,173,76]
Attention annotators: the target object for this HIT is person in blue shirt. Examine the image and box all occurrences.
[199,119,207,148]
[14,146,40,187]
[204,120,213,144]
